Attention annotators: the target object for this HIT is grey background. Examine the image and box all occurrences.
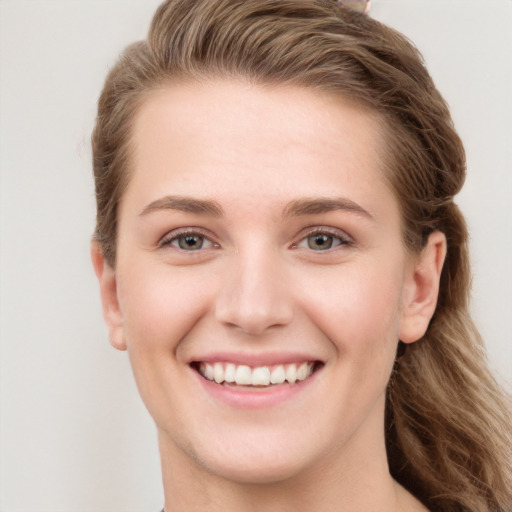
[1,1,511,510]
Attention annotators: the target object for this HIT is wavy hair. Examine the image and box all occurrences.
[91,1,512,509]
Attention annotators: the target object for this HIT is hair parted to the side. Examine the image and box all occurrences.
[91,1,512,510]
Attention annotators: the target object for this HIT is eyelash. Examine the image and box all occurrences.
[158,226,354,253]
[158,228,219,252]
[293,227,354,252]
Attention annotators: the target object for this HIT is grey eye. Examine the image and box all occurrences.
[176,234,205,251]
[160,229,217,252]
[307,234,337,251]
[295,228,352,252]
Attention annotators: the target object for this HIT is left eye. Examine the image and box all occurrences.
[164,233,216,251]
[296,231,349,251]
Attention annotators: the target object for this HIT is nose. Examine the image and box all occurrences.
[214,247,294,336]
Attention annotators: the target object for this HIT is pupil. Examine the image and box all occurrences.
[179,235,203,250]
[309,234,333,250]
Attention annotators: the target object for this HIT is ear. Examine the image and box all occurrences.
[90,241,127,351]
[398,231,447,344]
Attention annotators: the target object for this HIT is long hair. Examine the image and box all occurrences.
[91,1,512,510]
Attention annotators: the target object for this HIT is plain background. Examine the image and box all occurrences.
[0,1,511,511]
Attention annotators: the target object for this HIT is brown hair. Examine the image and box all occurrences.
[91,1,512,510]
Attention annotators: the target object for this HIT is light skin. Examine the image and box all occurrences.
[92,80,445,511]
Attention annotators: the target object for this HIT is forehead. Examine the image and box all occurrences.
[124,79,394,218]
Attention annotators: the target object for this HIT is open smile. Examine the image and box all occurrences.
[190,360,324,388]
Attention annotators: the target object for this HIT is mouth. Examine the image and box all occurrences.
[190,360,324,388]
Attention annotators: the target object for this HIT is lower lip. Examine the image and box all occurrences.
[191,367,319,409]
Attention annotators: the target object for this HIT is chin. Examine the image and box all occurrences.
[175,425,319,485]
[200,452,310,485]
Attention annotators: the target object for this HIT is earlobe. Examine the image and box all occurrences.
[398,231,447,344]
[90,241,127,351]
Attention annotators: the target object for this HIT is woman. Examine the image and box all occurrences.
[90,0,512,510]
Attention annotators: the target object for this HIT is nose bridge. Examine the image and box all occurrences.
[215,242,293,335]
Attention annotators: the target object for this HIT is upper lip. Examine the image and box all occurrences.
[188,351,323,367]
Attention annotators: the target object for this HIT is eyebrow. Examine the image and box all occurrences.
[140,195,373,220]
[140,196,224,217]
[282,197,374,219]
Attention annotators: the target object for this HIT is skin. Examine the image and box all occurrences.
[92,80,445,511]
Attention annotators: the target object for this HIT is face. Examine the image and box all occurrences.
[93,80,443,485]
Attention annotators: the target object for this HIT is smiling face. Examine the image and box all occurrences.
[92,80,444,489]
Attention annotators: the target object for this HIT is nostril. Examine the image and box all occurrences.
[215,296,295,335]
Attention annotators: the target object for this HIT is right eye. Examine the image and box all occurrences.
[174,234,208,251]
[160,230,217,251]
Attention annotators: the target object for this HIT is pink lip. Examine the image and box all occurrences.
[189,351,321,366]
[189,356,322,410]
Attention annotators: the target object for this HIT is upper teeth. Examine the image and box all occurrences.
[198,362,314,386]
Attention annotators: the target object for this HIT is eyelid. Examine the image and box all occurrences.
[291,226,354,250]
[157,225,353,252]
[158,227,219,250]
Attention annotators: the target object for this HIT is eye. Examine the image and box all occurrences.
[306,233,338,251]
[174,234,208,251]
[295,228,353,251]
[159,230,217,251]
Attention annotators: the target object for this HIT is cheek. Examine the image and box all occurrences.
[291,257,406,444]
[116,261,217,351]
[296,258,404,355]
[115,261,219,427]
